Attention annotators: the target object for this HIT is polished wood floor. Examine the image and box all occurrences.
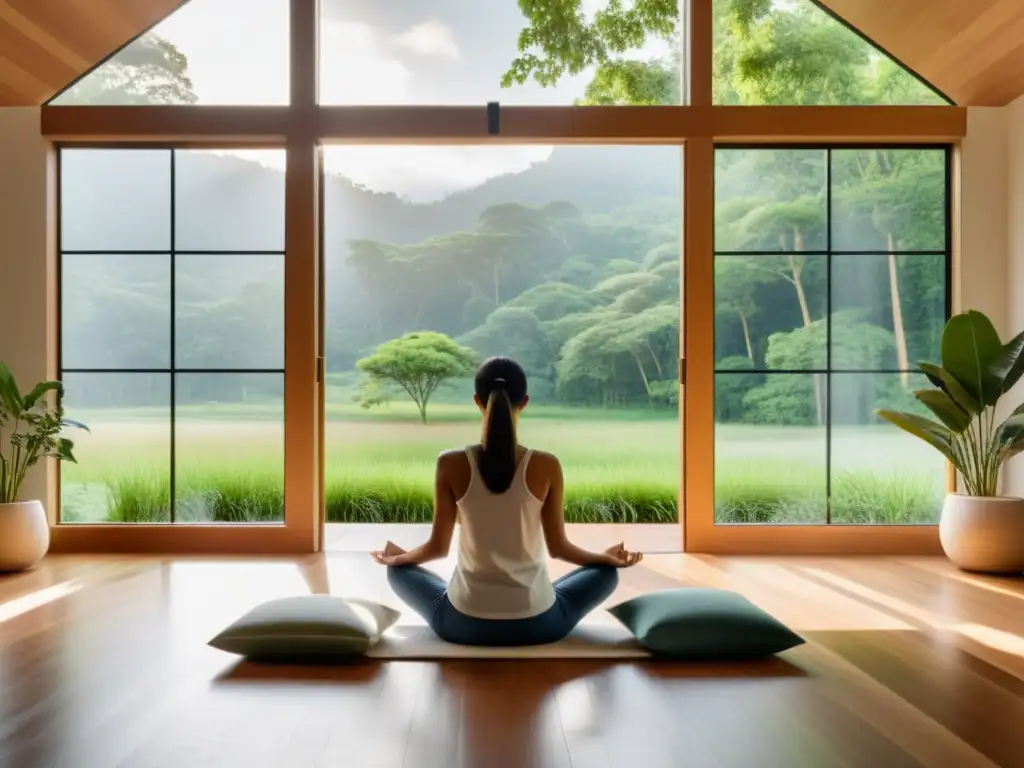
[1,552,1022,768]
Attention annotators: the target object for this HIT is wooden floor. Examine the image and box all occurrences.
[2,553,1023,768]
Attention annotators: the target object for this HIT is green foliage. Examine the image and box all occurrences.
[357,332,477,423]
[0,362,87,504]
[55,34,197,105]
[352,379,393,410]
[877,311,1024,497]
[505,0,946,107]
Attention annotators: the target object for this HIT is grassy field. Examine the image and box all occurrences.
[59,400,945,525]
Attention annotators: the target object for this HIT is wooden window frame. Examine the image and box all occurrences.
[41,0,965,554]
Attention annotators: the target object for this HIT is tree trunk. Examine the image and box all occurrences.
[787,254,812,328]
[887,231,909,387]
[493,261,501,307]
[632,353,652,396]
[739,311,754,361]
[645,344,664,376]
[790,230,824,426]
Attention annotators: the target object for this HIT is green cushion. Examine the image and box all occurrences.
[607,588,804,659]
[209,595,400,661]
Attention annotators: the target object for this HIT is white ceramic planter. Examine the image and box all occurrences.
[939,494,1024,574]
[0,500,50,572]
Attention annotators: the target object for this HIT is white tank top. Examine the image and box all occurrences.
[446,446,556,620]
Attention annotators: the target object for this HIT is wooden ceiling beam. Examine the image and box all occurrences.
[41,104,967,144]
[0,0,185,106]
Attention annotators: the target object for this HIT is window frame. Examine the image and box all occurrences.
[56,146,289,528]
[708,143,954,529]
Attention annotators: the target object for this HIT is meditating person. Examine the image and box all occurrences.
[371,355,643,646]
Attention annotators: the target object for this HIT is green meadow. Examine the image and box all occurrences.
[59,399,944,526]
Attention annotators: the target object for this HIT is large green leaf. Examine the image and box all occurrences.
[22,380,62,410]
[0,361,24,415]
[993,329,1024,394]
[941,311,1005,406]
[876,409,959,467]
[1000,407,1024,461]
[916,362,981,415]
[913,389,971,432]
[1002,438,1024,461]
[998,409,1024,449]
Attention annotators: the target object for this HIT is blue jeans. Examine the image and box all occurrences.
[386,564,619,646]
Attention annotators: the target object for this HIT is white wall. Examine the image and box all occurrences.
[0,108,53,505]
[959,109,1009,331]
[1004,98,1024,496]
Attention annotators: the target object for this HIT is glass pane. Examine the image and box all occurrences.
[175,373,284,523]
[715,149,827,252]
[712,0,947,105]
[60,373,171,523]
[175,254,284,370]
[61,150,170,251]
[830,373,946,524]
[174,150,286,252]
[831,149,947,252]
[832,254,946,370]
[62,255,171,370]
[319,0,683,105]
[324,145,681,527]
[714,254,826,370]
[715,373,827,524]
[52,0,289,105]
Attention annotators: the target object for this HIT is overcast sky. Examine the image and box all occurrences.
[148,0,675,201]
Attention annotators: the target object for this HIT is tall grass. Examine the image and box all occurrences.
[58,404,945,526]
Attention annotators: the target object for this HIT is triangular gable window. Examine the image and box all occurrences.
[50,0,288,105]
[713,0,951,105]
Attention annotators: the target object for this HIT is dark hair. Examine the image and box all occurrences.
[474,356,528,494]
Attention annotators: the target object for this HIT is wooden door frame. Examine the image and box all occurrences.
[41,0,965,554]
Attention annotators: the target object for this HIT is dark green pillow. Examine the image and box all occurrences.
[608,588,804,659]
[209,596,400,661]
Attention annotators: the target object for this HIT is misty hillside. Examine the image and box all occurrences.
[62,146,681,256]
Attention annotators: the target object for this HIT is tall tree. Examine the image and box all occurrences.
[715,256,771,362]
[57,34,197,105]
[357,333,477,424]
[504,0,944,107]
[831,149,946,384]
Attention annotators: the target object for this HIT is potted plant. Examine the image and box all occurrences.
[0,362,86,572]
[877,310,1024,573]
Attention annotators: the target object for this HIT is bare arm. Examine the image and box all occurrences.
[375,454,457,567]
[540,456,639,568]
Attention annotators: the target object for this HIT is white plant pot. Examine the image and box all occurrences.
[0,500,50,572]
[939,494,1024,574]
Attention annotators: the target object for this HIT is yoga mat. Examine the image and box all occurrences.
[366,613,649,659]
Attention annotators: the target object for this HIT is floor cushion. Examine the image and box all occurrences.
[209,595,400,661]
[608,588,804,659]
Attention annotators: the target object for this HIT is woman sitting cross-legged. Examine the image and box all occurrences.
[370,355,643,647]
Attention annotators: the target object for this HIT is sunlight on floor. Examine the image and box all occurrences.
[0,580,82,624]
[954,623,1024,657]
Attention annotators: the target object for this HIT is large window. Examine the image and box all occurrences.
[59,149,286,523]
[713,147,950,525]
[322,145,681,526]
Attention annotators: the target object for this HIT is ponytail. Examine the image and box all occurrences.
[479,386,517,493]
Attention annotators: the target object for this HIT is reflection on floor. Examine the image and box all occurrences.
[327,522,682,554]
[1,553,1020,767]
